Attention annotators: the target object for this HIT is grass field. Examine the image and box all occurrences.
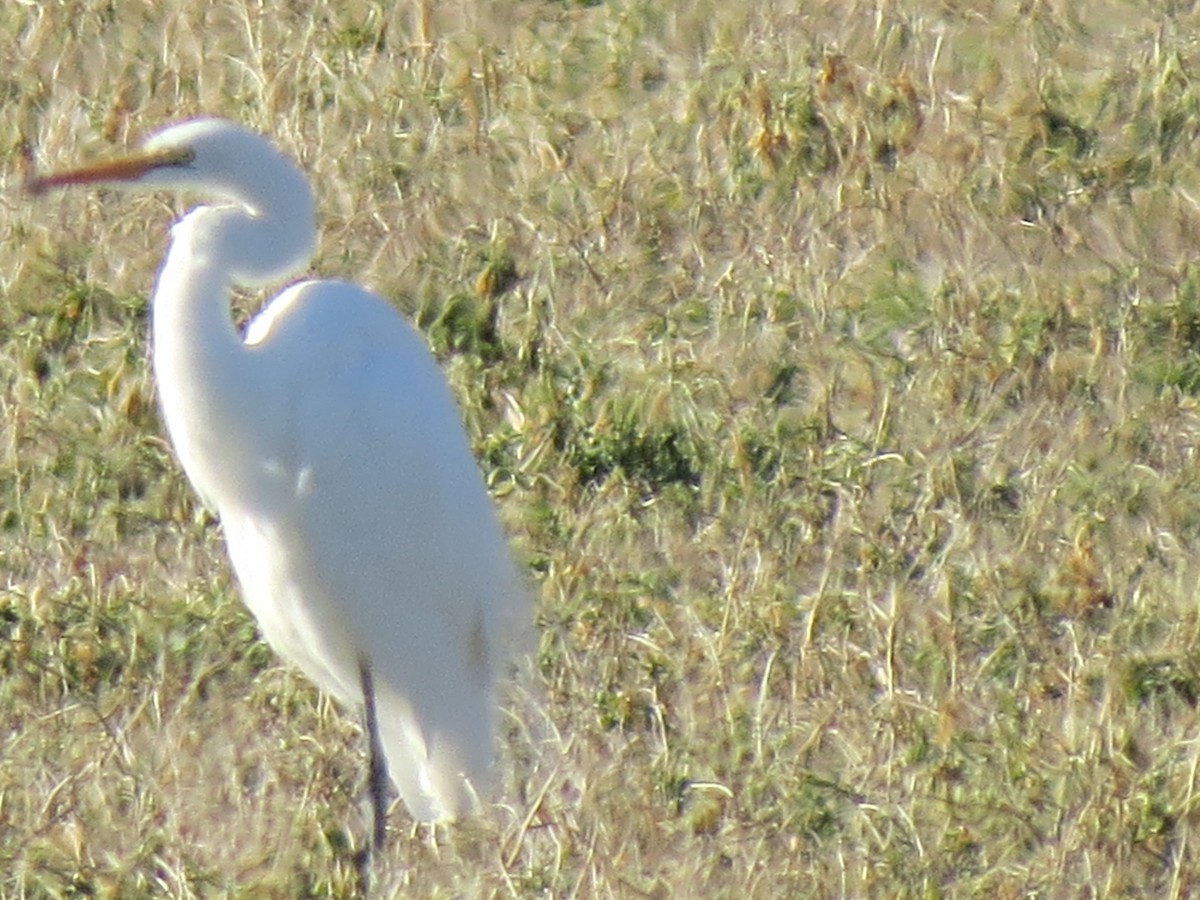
[4,1,1200,896]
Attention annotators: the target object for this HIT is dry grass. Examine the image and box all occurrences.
[5,0,1200,896]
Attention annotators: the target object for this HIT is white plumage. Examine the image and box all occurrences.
[30,118,529,823]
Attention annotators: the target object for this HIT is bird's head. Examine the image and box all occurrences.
[27,118,317,286]
[27,118,309,212]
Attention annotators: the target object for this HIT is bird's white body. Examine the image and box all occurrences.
[34,119,527,823]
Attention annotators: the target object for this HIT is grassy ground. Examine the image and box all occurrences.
[4,0,1200,896]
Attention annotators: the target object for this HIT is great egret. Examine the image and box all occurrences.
[27,118,529,831]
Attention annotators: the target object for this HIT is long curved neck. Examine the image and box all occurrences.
[146,132,318,508]
[150,205,297,510]
[152,206,244,362]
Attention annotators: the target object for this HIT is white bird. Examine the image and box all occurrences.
[27,118,529,829]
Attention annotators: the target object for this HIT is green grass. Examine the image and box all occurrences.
[5,0,1200,896]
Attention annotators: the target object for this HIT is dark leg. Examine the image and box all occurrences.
[355,655,390,895]
[359,655,390,849]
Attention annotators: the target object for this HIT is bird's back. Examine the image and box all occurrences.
[222,279,528,821]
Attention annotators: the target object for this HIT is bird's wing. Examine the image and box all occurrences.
[234,279,527,820]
